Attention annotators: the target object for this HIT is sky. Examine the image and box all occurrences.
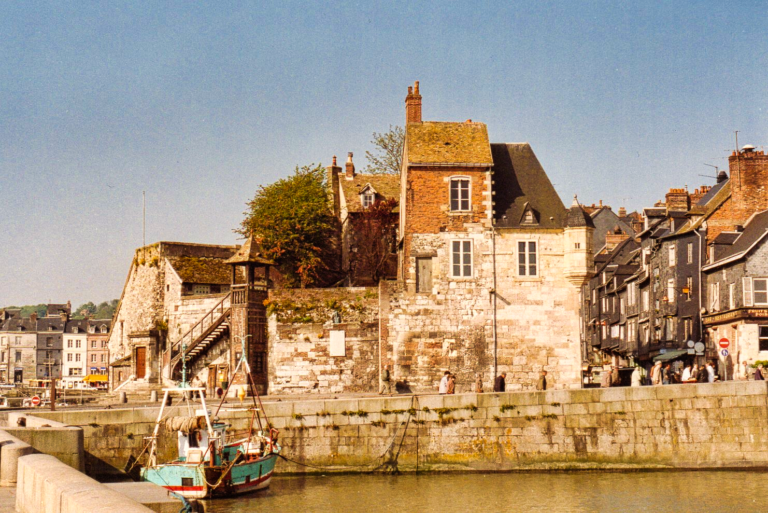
[1,1,767,308]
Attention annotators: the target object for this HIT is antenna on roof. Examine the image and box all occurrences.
[703,163,719,174]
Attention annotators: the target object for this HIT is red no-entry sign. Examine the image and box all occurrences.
[31,396,40,407]
[719,338,730,349]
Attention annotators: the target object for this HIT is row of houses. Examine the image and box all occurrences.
[582,146,768,382]
[0,303,111,387]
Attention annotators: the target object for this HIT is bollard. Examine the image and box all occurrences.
[150,390,157,403]
[0,440,33,486]
[119,391,127,404]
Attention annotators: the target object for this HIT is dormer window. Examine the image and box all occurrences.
[450,177,470,211]
[100,325,108,334]
[72,327,79,334]
[521,204,538,225]
[362,191,374,209]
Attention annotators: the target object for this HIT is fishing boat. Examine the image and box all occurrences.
[139,349,280,499]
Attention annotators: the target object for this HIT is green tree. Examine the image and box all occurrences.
[364,125,404,175]
[239,164,339,288]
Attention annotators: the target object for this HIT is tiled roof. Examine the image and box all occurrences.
[491,143,566,229]
[705,209,768,268]
[167,256,233,284]
[406,122,493,166]
[340,174,400,213]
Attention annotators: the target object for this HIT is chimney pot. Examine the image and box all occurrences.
[345,152,355,180]
[414,81,419,94]
[332,155,337,166]
[405,81,422,124]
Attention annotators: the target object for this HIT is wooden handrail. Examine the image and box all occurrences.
[172,293,231,356]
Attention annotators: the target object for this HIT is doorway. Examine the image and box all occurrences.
[136,347,146,379]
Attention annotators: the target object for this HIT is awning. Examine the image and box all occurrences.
[83,374,108,383]
[653,349,691,362]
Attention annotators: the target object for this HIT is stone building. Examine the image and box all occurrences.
[702,209,768,372]
[387,82,594,391]
[0,310,36,384]
[35,304,69,381]
[327,154,399,285]
[108,242,239,390]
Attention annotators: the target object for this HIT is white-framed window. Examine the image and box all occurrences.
[76,340,81,349]
[665,317,676,339]
[451,240,472,277]
[67,354,72,362]
[517,240,538,276]
[710,282,720,312]
[67,340,72,348]
[628,282,636,306]
[75,354,81,362]
[642,290,649,311]
[620,324,626,341]
[361,191,374,209]
[449,177,470,212]
[620,297,626,315]
[91,354,96,363]
[687,242,693,264]
[668,244,676,267]
[685,276,693,301]
[100,325,108,334]
[754,278,768,306]
[91,341,96,348]
[729,283,736,310]
[667,278,675,303]
[684,318,692,339]
[101,354,106,363]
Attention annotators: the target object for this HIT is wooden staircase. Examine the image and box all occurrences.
[169,293,231,379]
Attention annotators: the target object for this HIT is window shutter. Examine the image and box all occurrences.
[744,277,753,307]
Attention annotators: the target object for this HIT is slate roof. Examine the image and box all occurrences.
[64,319,88,334]
[167,256,233,284]
[696,179,727,206]
[565,197,596,228]
[676,180,731,235]
[591,208,635,250]
[712,232,740,245]
[46,304,70,316]
[703,209,768,269]
[340,174,400,213]
[0,317,35,332]
[36,317,64,331]
[406,122,493,166]
[491,143,566,229]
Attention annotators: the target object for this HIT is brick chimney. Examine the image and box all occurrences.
[729,147,768,222]
[665,188,690,212]
[345,152,355,180]
[326,155,341,217]
[618,206,627,218]
[605,226,629,251]
[405,81,422,124]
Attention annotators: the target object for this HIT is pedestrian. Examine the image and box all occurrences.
[611,366,620,387]
[739,360,749,380]
[447,373,456,394]
[474,374,484,393]
[650,361,662,385]
[439,371,451,394]
[601,368,611,388]
[755,364,765,381]
[696,364,708,383]
[493,372,506,392]
[681,364,692,382]
[662,363,671,385]
[706,361,716,383]
[536,370,548,391]
[379,365,392,395]
[631,366,642,387]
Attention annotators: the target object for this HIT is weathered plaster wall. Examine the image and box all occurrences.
[34,381,768,476]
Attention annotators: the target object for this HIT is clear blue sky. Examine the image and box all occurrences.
[1,1,766,307]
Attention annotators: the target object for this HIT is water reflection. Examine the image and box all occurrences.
[200,471,767,512]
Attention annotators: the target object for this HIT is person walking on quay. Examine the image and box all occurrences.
[379,365,392,395]
[474,374,484,393]
[439,371,451,394]
[681,364,692,382]
[662,363,672,385]
[651,361,663,385]
[601,368,611,388]
[706,361,716,383]
[696,363,709,383]
[610,365,620,387]
[493,372,506,392]
[536,370,548,391]
[631,366,642,387]
[447,373,456,394]
[755,364,765,381]
[739,360,750,380]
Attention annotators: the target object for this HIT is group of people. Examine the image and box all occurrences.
[648,361,718,385]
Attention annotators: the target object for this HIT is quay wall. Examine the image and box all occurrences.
[31,381,768,474]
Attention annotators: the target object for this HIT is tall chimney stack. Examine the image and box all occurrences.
[326,155,342,217]
[405,81,422,124]
[345,152,356,180]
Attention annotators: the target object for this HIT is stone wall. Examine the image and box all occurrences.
[267,287,379,394]
[33,381,768,475]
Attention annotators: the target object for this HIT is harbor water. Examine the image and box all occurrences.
[200,470,767,512]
